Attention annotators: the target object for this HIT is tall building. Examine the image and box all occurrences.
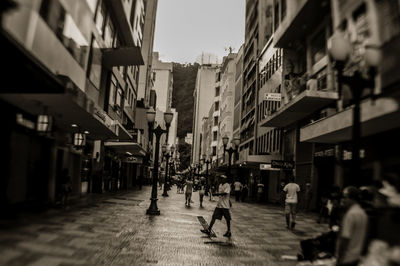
[217,53,237,165]
[192,64,218,165]
[152,52,173,113]
[0,0,148,206]
[240,0,273,162]
[137,0,158,106]
[233,45,243,147]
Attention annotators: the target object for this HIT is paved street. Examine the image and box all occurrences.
[0,186,328,266]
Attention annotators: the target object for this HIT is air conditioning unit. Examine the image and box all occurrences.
[307,78,318,91]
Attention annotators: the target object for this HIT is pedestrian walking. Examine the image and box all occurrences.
[199,182,205,207]
[241,184,248,202]
[233,179,242,202]
[283,175,300,229]
[200,174,232,237]
[60,168,72,209]
[279,181,286,207]
[304,182,313,211]
[336,186,368,266]
[257,180,264,202]
[185,179,194,206]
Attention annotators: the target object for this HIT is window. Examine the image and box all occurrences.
[310,29,326,65]
[95,0,106,35]
[214,117,218,126]
[213,131,218,141]
[39,0,89,68]
[108,74,117,105]
[215,101,219,111]
[281,0,286,20]
[274,0,280,31]
[104,18,115,48]
[212,146,217,156]
[87,36,102,89]
[215,87,220,97]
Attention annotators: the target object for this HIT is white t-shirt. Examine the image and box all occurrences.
[338,204,368,264]
[283,182,300,203]
[234,181,242,191]
[216,183,231,209]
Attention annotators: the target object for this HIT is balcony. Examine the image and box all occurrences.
[273,0,330,48]
[300,97,400,143]
[259,84,338,128]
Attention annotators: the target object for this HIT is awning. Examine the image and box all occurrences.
[115,121,132,140]
[300,97,400,143]
[0,91,118,140]
[104,141,146,157]
[260,90,338,128]
[273,0,330,48]
[102,47,144,68]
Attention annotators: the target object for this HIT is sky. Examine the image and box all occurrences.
[153,0,245,64]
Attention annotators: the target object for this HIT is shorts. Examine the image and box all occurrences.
[212,207,231,221]
[285,203,297,214]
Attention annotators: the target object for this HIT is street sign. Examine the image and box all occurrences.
[264,93,281,101]
[271,160,294,169]
[259,164,280,171]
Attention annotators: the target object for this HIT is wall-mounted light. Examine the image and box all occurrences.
[73,133,86,147]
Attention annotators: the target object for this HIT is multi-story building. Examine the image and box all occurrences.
[259,0,337,208]
[0,0,147,207]
[192,64,218,165]
[233,45,243,149]
[137,0,158,107]
[240,0,273,165]
[152,52,173,113]
[299,0,400,188]
[217,53,237,165]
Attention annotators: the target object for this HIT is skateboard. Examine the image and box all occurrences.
[197,216,217,237]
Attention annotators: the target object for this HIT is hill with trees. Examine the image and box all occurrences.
[171,62,199,169]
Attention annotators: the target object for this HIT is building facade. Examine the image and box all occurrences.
[191,64,219,165]
[0,0,149,207]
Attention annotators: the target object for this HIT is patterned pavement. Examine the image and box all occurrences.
[0,186,329,265]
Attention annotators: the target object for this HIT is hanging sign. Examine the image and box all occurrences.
[264,93,281,101]
[271,160,295,169]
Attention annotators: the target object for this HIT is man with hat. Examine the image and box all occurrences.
[201,174,232,237]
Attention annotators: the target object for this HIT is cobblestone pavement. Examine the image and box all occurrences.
[0,186,328,265]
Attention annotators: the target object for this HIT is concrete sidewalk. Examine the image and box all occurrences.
[0,185,329,265]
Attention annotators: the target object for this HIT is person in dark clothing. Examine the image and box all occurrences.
[60,168,72,209]
[241,184,248,202]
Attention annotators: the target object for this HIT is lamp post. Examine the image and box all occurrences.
[202,154,211,195]
[169,145,175,190]
[162,144,170,197]
[161,108,173,197]
[327,32,381,186]
[145,108,170,215]
[222,136,241,179]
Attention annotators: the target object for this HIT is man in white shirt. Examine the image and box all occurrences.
[336,186,368,266]
[283,175,300,229]
[201,175,232,237]
[233,180,242,202]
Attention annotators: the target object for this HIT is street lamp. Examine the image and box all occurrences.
[146,108,172,215]
[202,154,211,195]
[222,135,240,179]
[328,32,381,186]
[161,144,171,197]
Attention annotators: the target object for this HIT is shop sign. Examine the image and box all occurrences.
[264,93,281,101]
[260,164,280,171]
[16,113,35,130]
[124,156,143,164]
[271,160,294,169]
[342,149,366,160]
[314,148,335,157]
